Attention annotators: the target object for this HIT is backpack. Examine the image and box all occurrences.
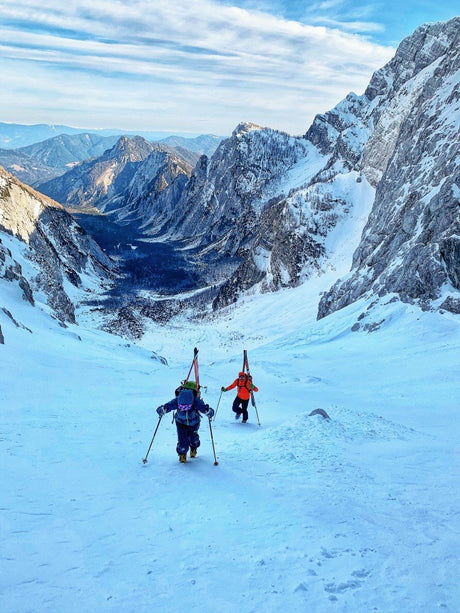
[177,387,195,412]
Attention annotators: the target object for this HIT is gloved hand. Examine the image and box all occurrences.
[205,407,215,419]
[221,386,226,392]
[156,405,166,416]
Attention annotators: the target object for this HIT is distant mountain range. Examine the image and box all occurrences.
[0,133,120,186]
[0,130,222,187]
[0,122,224,150]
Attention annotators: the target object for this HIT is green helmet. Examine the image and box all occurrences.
[182,380,198,391]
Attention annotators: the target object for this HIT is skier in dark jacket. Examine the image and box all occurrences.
[156,381,214,463]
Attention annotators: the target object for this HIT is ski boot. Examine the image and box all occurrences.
[235,412,241,420]
[190,447,197,458]
[179,453,187,463]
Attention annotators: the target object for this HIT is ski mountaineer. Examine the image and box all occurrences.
[221,372,258,423]
[156,381,214,463]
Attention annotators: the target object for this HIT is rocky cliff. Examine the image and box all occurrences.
[0,166,114,330]
[318,18,460,318]
[38,136,194,226]
[38,136,157,209]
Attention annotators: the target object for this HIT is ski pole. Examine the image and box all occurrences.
[208,417,219,466]
[142,415,163,464]
[252,395,261,427]
[213,390,223,421]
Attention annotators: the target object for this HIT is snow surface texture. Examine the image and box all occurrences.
[1,270,459,612]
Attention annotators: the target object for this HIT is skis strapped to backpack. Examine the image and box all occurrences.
[184,347,200,390]
[242,349,255,407]
[172,348,201,423]
[243,350,261,426]
[243,349,260,426]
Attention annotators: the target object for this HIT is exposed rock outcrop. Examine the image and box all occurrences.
[318,18,460,317]
[37,136,193,222]
[0,166,115,324]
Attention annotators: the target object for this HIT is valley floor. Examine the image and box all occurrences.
[1,288,459,612]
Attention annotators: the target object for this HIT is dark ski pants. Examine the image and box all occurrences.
[175,421,200,455]
[232,397,249,421]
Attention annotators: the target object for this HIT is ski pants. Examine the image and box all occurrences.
[175,421,200,455]
[232,397,249,421]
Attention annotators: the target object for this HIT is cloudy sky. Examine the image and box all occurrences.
[1,0,458,135]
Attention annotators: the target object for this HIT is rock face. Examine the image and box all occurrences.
[164,122,339,300]
[38,136,194,226]
[0,166,114,325]
[101,147,193,229]
[38,136,158,209]
[161,113,375,307]
[318,18,460,317]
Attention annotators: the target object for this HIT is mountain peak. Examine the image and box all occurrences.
[232,122,264,138]
[365,16,459,101]
[108,135,154,160]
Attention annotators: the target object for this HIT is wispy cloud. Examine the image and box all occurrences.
[305,0,384,34]
[0,0,395,134]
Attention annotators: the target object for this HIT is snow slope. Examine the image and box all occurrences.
[1,270,459,612]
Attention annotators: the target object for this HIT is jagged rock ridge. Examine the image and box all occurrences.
[0,166,115,331]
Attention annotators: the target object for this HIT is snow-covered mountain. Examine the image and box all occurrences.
[0,165,114,336]
[318,18,460,319]
[4,18,459,333]
[144,18,458,315]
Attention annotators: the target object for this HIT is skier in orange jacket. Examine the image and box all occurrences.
[222,372,258,423]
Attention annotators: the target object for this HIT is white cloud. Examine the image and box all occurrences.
[0,0,395,134]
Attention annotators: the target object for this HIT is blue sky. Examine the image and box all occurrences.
[1,0,458,135]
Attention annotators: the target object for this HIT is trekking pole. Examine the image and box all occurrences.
[142,415,163,464]
[213,390,223,422]
[253,398,261,427]
[208,417,219,466]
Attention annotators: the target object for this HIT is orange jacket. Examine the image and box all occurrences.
[225,374,258,401]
